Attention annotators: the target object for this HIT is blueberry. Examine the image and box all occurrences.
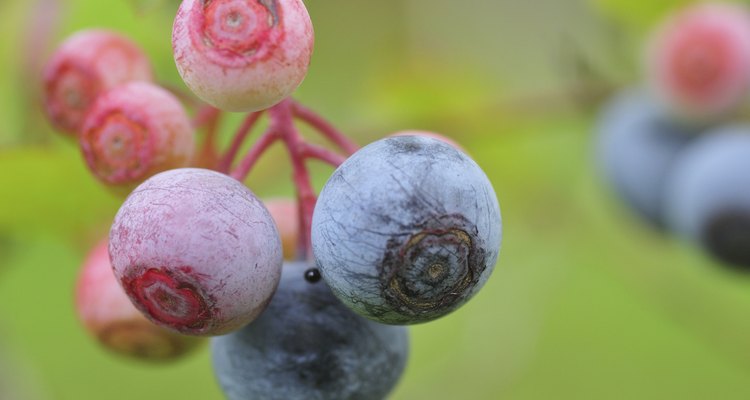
[664,126,750,269]
[211,262,409,400]
[595,88,697,228]
[311,136,502,324]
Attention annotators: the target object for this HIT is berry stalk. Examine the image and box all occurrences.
[225,98,358,261]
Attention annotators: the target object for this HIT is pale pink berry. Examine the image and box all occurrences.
[43,29,153,135]
[109,168,283,336]
[75,239,202,360]
[172,0,314,112]
[647,3,750,120]
[79,81,195,192]
[264,198,299,260]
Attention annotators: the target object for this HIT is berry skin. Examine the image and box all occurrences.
[43,29,153,135]
[109,168,283,336]
[646,3,750,120]
[311,136,502,325]
[75,239,202,360]
[79,81,195,192]
[595,89,696,228]
[264,197,299,260]
[664,126,750,269]
[172,0,314,112]
[211,261,409,400]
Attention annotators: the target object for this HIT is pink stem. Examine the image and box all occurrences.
[192,106,222,169]
[300,142,348,167]
[230,129,279,181]
[269,100,318,261]
[229,99,351,260]
[219,111,263,173]
[290,100,359,155]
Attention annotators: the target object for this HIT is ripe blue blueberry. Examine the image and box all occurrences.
[311,136,502,325]
[595,88,697,228]
[664,126,750,269]
[211,262,409,400]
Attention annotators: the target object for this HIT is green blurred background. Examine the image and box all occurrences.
[3,0,750,399]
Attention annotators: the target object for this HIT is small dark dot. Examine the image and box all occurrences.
[304,268,321,283]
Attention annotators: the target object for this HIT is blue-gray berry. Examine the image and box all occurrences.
[211,262,409,400]
[595,88,697,228]
[311,136,502,324]
[665,126,750,269]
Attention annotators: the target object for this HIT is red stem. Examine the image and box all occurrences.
[269,100,317,261]
[219,111,263,173]
[226,99,351,261]
[299,142,348,167]
[230,128,278,182]
[193,106,221,169]
[290,100,359,155]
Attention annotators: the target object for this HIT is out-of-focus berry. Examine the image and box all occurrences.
[665,126,750,269]
[43,29,153,135]
[595,89,697,228]
[79,82,195,193]
[647,3,750,120]
[76,239,202,360]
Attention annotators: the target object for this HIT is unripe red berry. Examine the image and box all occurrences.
[76,239,202,360]
[389,130,465,152]
[264,197,299,260]
[79,81,195,192]
[43,29,153,135]
[109,168,283,336]
[172,0,314,112]
[647,3,750,120]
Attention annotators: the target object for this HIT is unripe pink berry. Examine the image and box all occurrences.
[75,239,202,360]
[389,130,465,152]
[79,81,195,192]
[109,168,283,336]
[647,3,750,120]
[172,0,314,112]
[43,29,153,135]
[264,197,299,260]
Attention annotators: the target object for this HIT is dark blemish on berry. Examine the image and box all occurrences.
[703,209,750,270]
[378,214,487,322]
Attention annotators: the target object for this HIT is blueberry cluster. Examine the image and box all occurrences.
[596,2,750,270]
[40,1,502,398]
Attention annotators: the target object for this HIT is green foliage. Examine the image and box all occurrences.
[589,0,695,29]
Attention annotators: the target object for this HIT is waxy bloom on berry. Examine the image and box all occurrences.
[110,168,283,336]
[172,0,314,112]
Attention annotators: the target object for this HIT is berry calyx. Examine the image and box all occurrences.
[172,0,314,112]
[109,168,283,336]
[79,82,195,192]
[43,29,153,135]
